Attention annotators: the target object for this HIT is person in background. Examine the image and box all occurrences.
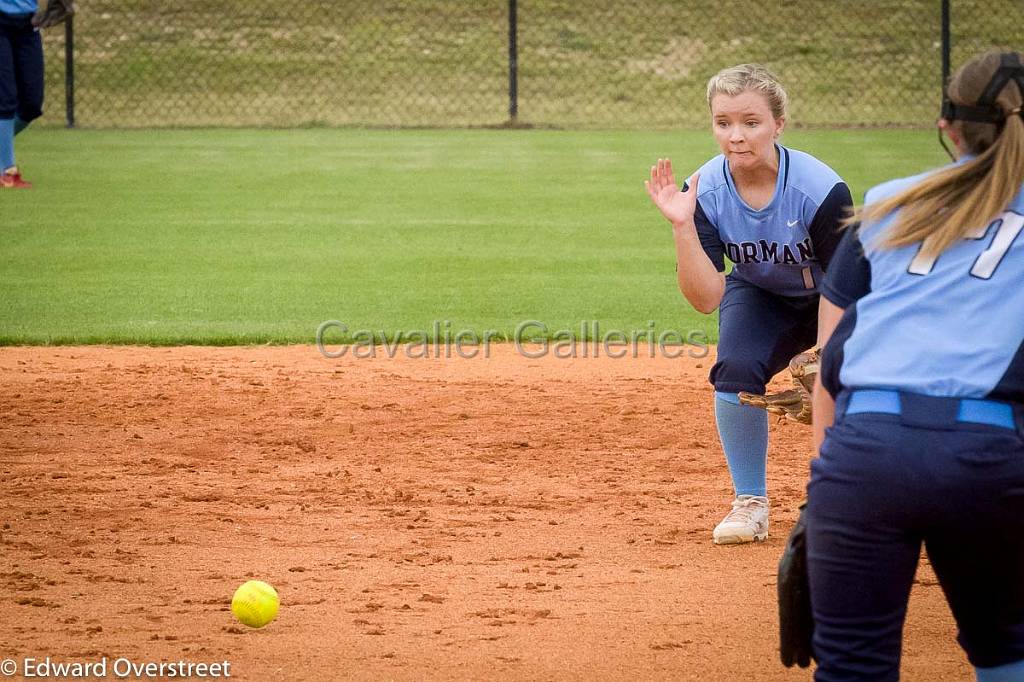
[0,0,72,189]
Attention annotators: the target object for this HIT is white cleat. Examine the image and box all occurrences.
[713,495,769,545]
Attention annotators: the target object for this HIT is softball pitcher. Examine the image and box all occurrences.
[810,50,1024,680]
[646,64,852,544]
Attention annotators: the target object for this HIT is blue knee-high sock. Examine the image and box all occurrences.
[714,391,769,497]
[14,116,29,136]
[0,118,14,170]
[976,659,1024,682]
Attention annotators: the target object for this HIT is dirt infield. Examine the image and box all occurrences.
[1,345,968,680]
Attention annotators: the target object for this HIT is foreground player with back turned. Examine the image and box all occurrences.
[645,64,851,544]
[808,49,1024,680]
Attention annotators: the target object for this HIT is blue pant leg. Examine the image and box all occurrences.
[807,416,923,682]
[0,19,16,119]
[710,276,817,394]
[11,18,42,122]
[919,427,1024,669]
[0,25,13,169]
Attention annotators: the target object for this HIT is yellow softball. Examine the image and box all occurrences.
[231,580,279,629]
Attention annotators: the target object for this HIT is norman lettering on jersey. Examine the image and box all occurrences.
[690,144,852,298]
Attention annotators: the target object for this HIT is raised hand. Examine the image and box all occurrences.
[645,158,700,228]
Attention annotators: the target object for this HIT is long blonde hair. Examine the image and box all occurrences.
[857,50,1024,256]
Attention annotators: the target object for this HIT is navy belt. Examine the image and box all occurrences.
[845,389,1018,430]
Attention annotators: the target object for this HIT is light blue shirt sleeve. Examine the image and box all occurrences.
[0,0,38,15]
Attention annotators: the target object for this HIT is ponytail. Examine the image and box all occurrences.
[851,51,1024,257]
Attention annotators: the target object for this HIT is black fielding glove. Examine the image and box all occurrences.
[779,501,815,668]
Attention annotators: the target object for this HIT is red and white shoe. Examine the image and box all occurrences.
[1,166,32,189]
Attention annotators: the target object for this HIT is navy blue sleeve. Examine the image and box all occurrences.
[809,182,853,270]
[820,305,858,398]
[820,225,871,308]
[693,200,725,272]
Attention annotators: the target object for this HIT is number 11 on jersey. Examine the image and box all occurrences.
[908,211,1024,279]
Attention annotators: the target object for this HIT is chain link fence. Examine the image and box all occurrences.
[35,0,1024,130]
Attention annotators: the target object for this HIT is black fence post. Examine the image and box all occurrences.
[65,13,75,128]
[508,0,518,125]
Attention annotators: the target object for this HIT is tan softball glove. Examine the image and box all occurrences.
[738,347,819,425]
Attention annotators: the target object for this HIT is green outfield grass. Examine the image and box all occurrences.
[1,128,948,345]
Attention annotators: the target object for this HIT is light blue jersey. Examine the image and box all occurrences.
[692,144,851,298]
[0,0,37,15]
[822,164,1024,402]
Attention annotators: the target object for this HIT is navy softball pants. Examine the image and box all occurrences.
[709,275,818,394]
[807,391,1024,680]
[0,11,44,122]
